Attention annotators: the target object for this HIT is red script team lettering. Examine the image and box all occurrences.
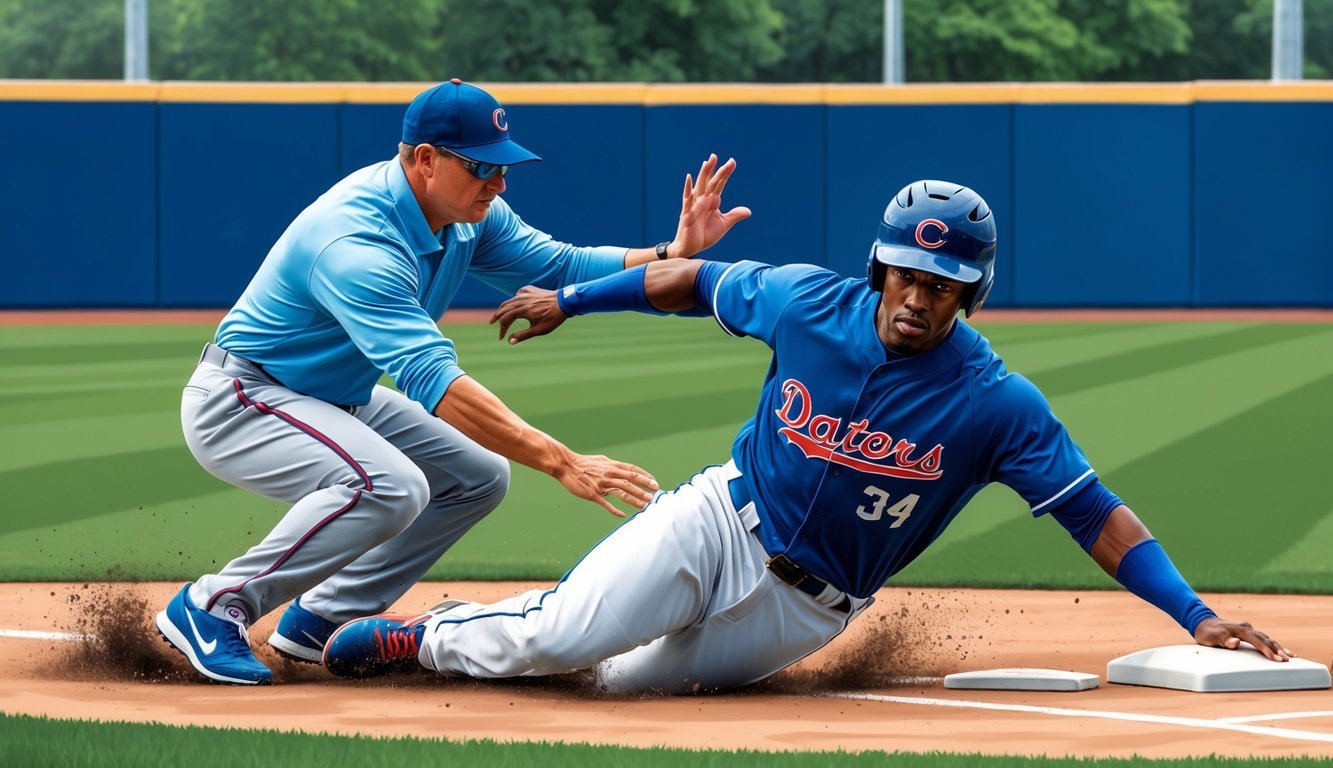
[774,379,943,480]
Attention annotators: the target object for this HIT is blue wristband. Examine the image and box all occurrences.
[556,265,665,317]
[1114,539,1216,634]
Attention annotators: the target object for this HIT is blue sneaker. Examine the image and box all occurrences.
[155,583,272,685]
[268,598,341,664]
[323,612,439,678]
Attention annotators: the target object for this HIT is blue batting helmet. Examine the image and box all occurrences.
[867,180,997,317]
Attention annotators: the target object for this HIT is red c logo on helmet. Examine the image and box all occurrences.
[493,109,508,132]
[915,219,949,249]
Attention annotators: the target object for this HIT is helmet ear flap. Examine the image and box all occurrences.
[867,246,888,291]
[963,267,995,317]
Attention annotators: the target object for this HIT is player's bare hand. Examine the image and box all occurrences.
[554,453,659,518]
[491,286,567,345]
[669,154,751,259]
[1193,617,1294,662]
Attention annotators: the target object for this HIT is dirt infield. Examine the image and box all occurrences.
[2,307,1332,326]
[3,581,1332,758]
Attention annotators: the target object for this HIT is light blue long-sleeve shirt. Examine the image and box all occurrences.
[215,159,626,410]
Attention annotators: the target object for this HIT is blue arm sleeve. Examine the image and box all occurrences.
[1114,539,1217,634]
[555,264,712,318]
[1047,479,1123,552]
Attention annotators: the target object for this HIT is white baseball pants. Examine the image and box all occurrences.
[417,462,871,693]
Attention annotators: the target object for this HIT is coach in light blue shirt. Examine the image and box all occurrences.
[154,79,752,687]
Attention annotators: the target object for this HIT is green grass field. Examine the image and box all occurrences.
[2,315,1330,591]
[12,711,1333,768]
[2,315,1332,766]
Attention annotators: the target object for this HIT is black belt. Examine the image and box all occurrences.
[727,477,851,614]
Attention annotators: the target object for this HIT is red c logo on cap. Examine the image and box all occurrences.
[493,109,508,132]
[915,219,949,249]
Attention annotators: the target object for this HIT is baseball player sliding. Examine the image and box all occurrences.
[153,79,748,685]
[322,180,1292,693]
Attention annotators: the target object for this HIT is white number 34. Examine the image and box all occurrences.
[855,485,918,528]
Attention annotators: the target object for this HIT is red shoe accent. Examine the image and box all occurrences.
[373,622,423,662]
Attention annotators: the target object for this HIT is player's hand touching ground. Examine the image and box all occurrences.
[553,453,658,518]
[668,154,752,259]
[491,286,565,345]
[1193,617,1294,661]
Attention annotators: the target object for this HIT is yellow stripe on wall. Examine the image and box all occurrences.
[0,80,160,101]
[1,80,1330,105]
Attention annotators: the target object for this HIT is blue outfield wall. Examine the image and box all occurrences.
[1014,104,1194,307]
[0,100,159,307]
[0,82,1330,309]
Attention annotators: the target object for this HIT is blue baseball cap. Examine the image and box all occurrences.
[401,78,541,166]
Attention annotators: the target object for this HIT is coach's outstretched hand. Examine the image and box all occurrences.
[492,286,565,345]
[668,154,752,260]
[555,452,658,518]
[1193,617,1294,661]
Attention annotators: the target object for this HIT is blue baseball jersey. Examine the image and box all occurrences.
[216,159,626,410]
[696,261,1096,598]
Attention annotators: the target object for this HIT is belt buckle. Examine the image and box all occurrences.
[766,553,810,590]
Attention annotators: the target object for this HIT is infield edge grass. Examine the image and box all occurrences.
[4,712,1331,768]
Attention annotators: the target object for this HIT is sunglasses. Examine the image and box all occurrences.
[435,147,509,180]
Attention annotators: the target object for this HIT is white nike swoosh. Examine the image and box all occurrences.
[300,630,326,649]
[185,608,218,655]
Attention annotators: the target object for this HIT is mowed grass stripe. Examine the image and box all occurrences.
[0,487,264,582]
[1261,505,1333,576]
[0,384,181,430]
[900,370,1333,592]
[0,324,210,350]
[1098,369,1333,584]
[986,322,1248,377]
[0,340,204,367]
[1026,324,1330,397]
[0,445,210,536]
[1,409,184,472]
[971,320,1167,346]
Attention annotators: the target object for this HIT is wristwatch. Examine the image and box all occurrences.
[655,241,672,260]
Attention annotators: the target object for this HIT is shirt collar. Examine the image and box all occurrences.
[386,159,444,257]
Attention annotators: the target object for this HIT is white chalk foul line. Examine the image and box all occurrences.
[1220,711,1333,725]
[824,692,1333,745]
[0,629,90,642]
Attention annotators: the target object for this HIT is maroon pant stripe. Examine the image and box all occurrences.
[204,380,374,611]
[205,490,364,611]
[230,378,372,490]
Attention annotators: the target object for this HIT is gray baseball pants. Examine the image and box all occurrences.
[180,344,508,625]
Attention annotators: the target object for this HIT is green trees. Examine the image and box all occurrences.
[0,0,1326,82]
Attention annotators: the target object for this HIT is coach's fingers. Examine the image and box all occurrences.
[709,157,738,196]
[592,495,628,518]
[721,205,752,227]
[613,460,658,487]
[694,155,717,195]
